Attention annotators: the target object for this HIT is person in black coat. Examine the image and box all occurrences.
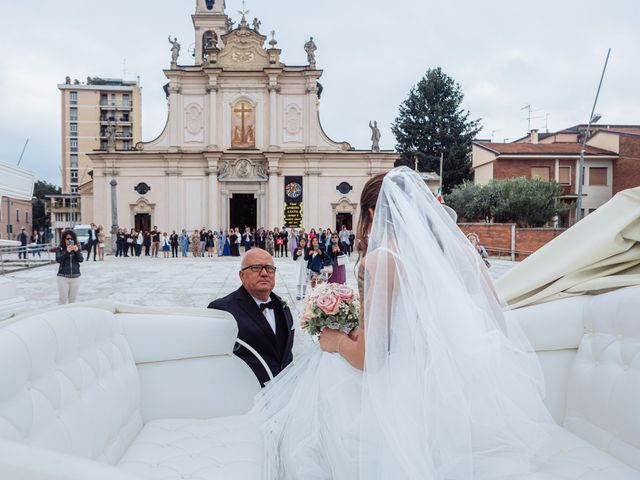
[208,248,294,387]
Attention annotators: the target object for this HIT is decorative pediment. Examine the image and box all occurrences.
[218,24,272,71]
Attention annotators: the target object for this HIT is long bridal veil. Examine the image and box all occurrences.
[360,167,555,478]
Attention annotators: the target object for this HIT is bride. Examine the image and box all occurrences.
[251,167,557,479]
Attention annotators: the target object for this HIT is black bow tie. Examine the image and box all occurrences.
[260,301,275,312]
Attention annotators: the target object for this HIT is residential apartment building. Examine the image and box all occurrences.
[472,126,640,226]
[45,194,80,245]
[58,77,142,195]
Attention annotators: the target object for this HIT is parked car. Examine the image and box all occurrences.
[73,224,91,250]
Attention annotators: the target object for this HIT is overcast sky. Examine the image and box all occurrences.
[1,0,638,186]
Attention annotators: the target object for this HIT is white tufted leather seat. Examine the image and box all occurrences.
[506,286,640,478]
[0,304,262,480]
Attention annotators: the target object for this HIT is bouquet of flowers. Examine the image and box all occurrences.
[300,283,360,336]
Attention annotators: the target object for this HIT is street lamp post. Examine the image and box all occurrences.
[575,48,611,223]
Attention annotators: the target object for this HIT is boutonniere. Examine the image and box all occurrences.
[281,298,289,309]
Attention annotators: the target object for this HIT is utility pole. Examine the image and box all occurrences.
[576,48,611,223]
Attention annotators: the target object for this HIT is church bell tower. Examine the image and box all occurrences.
[193,0,229,64]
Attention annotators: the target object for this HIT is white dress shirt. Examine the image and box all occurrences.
[252,295,276,334]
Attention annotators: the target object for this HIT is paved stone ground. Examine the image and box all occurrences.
[5,253,516,355]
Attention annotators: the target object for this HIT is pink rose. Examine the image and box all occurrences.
[302,303,315,320]
[333,285,354,301]
[316,292,341,315]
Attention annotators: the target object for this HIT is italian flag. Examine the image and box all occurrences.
[436,185,443,203]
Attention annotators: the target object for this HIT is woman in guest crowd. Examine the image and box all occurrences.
[179,229,190,257]
[217,229,224,256]
[223,230,231,256]
[293,237,309,300]
[95,225,105,261]
[129,230,137,257]
[169,230,179,258]
[56,229,83,305]
[265,229,275,256]
[199,229,207,257]
[135,230,144,257]
[206,229,214,257]
[143,230,152,256]
[308,228,317,245]
[190,229,201,257]
[212,230,219,257]
[327,231,347,284]
[121,228,130,257]
[161,232,171,258]
[305,236,327,289]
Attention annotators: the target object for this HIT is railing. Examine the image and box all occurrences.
[484,246,535,261]
[0,244,56,275]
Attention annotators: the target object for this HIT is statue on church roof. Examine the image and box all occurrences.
[168,36,181,67]
[252,17,261,33]
[227,17,235,31]
[370,120,381,152]
[304,37,317,68]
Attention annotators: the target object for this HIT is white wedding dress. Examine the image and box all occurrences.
[251,167,558,479]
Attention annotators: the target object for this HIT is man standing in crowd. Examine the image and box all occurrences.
[151,226,161,257]
[86,223,98,261]
[18,227,29,259]
[281,227,289,257]
[339,225,351,257]
[170,230,179,258]
[243,227,253,252]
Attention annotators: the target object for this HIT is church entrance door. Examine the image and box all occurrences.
[230,194,257,230]
[336,213,353,231]
[135,213,151,232]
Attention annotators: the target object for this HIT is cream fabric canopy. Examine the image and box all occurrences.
[495,187,640,310]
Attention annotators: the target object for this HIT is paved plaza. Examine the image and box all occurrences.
[5,253,516,354]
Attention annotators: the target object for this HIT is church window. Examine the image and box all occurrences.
[231,100,256,149]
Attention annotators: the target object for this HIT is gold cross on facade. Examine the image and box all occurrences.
[234,102,252,144]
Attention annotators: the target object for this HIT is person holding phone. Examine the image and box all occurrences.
[293,237,309,300]
[305,237,327,289]
[56,229,84,304]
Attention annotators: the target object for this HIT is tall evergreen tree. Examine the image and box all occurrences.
[392,67,481,192]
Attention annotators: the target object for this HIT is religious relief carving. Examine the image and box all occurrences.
[218,159,268,183]
[284,105,303,135]
[185,104,204,135]
[231,100,256,148]
[236,159,251,178]
[232,51,255,63]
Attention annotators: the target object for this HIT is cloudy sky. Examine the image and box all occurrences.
[1,0,638,186]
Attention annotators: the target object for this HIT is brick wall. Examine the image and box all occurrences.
[458,223,566,260]
[458,223,514,254]
[613,136,640,194]
[515,227,565,260]
[493,158,556,180]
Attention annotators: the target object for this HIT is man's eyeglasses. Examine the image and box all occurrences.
[242,264,277,274]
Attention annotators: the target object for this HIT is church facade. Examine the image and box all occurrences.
[85,0,397,234]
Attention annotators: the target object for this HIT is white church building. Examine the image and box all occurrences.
[83,0,397,234]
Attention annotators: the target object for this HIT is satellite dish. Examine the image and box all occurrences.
[188,43,196,58]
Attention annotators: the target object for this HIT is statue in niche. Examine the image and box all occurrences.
[205,0,215,10]
[105,123,117,151]
[304,37,317,66]
[168,36,181,66]
[369,120,381,152]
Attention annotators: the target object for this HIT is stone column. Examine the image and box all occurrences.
[208,79,218,147]
[110,178,118,254]
[269,85,278,148]
[258,183,266,227]
[220,187,228,229]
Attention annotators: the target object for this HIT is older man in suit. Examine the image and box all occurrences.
[208,248,294,386]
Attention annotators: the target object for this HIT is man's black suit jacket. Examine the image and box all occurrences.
[208,286,294,387]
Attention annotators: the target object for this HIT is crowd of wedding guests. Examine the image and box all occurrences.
[110,225,354,296]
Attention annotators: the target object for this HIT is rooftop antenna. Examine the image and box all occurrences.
[544,113,552,133]
[17,138,29,166]
[490,130,500,142]
[521,104,532,132]
[122,58,128,80]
